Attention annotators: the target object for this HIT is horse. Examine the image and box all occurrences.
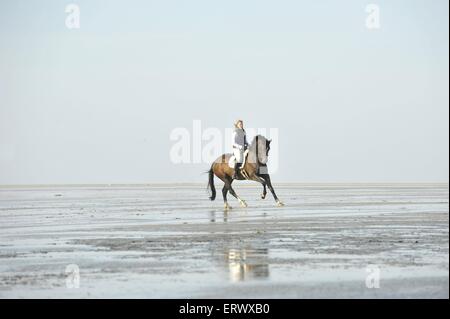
[207,135,284,210]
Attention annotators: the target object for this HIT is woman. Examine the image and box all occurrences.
[232,120,248,179]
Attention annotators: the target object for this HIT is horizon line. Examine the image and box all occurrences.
[0,182,448,189]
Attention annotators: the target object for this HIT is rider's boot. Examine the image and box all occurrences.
[233,163,241,179]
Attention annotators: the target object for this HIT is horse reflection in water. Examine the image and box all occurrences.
[225,247,269,282]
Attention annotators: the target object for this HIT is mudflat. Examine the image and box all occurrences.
[0,183,448,298]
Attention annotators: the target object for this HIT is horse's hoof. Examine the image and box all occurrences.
[239,200,248,208]
[224,203,232,210]
[276,200,285,207]
[261,194,266,199]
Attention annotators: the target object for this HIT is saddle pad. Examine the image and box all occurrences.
[228,156,236,168]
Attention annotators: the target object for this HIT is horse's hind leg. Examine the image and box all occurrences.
[226,178,248,208]
[222,185,232,210]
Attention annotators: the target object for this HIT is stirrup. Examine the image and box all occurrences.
[239,168,249,180]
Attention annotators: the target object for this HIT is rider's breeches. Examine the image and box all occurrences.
[233,148,244,163]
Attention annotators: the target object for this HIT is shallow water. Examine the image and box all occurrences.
[0,183,448,298]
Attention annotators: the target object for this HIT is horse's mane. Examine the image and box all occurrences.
[250,135,266,144]
[249,135,267,147]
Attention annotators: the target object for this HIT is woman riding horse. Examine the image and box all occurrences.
[207,123,284,210]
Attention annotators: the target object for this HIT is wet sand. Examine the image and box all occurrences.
[0,183,448,298]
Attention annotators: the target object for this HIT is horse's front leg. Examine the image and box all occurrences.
[261,174,284,206]
[251,175,267,199]
[261,184,267,199]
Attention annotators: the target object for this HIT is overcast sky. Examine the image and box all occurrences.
[0,0,448,184]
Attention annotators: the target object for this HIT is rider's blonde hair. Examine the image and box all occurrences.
[234,119,243,128]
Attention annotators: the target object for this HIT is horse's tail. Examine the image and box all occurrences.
[207,165,216,201]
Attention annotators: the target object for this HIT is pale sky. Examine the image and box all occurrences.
[0,0,448,184]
